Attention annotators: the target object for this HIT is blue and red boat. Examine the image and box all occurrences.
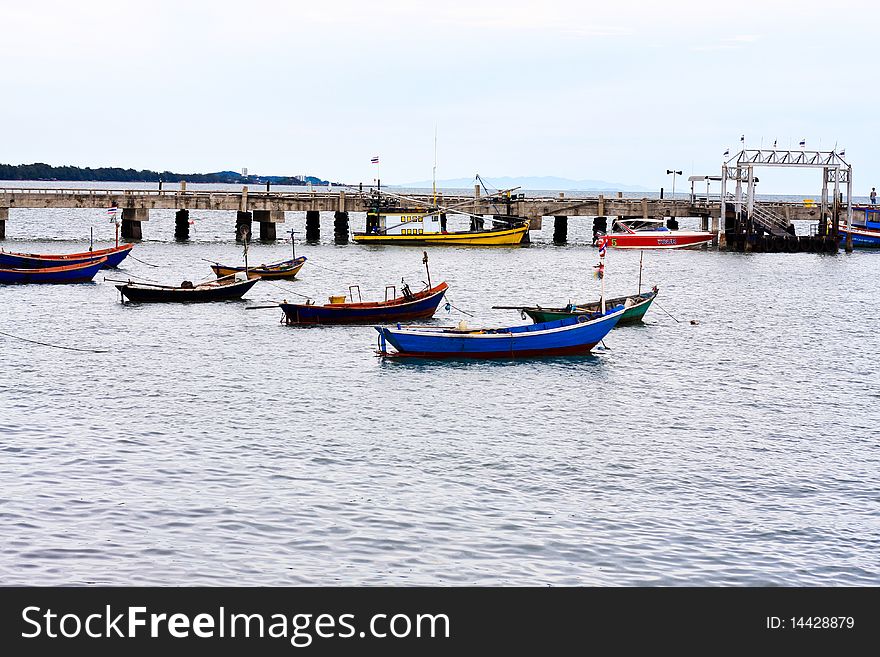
[280,282,448,325]
[376,306,624,358]
[0,257,108,284]
[0,243,134,269]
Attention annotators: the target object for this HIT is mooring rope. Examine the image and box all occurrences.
[652,300,681,323]
[0,330,110,353]
[444,300,475,317]
[127,253,161,268]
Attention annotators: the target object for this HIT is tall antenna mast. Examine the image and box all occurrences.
[432,125,438,206]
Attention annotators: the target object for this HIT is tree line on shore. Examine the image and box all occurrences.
[0,163,331,186]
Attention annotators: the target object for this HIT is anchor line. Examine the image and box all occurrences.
[127,254,161,268]
[0,329,111,353]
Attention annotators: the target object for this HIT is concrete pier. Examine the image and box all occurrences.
[235,211,252,242]
[306,210,320,242]
[121,208,148,240]
[174,209,190,240]
[0,184,871,251]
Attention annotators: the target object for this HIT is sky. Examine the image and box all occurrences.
[2,0,878,194]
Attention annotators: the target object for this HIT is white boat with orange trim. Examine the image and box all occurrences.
[605,218,713,249]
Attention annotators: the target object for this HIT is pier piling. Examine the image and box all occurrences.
[235,211,252,242]
[174,209,190,240]
[121,208,148,240]
[306,210,320,242]
[0,207,7,239]
[253,209,284,241]
[334,211,349,244]
[553,216,568,244]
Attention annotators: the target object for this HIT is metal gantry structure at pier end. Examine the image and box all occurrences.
[720,149,853,252]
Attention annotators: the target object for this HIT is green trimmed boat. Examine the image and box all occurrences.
[500,287,658,326]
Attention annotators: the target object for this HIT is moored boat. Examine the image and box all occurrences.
[211,256,307,279]
[0,243,134,269]
[0,257,108,284]
[280,282,448,325]
[837,209,880,247]
[606,218,713,249]
[503,287,659,326]
[376,307,624,359]
[115,275,258,303]
[351,199,529,246]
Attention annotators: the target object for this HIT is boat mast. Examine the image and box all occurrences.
[432,125,438,207]
[423,251,432,289]
[638,251,643,294]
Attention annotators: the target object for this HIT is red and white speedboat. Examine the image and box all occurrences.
[605,219,714,249]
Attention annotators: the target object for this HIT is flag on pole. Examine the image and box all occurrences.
[799,138,806,148]
[370,156,379,164]
[723,148,729,157]
[597,235,608,257]
[840,148,845,158]
[107,205,119,225]
[740,134,745,143]
[773,139,777,148]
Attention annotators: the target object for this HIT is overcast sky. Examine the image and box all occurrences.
[2,0,877,194]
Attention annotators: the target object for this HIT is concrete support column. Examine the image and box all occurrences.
[306,210,320,242]
[0,207,7,239]
[253,209,285,241]
[553,216,568,244]
[174,209,190,240]
[121,208,148,240]
[236,211,252,242]
[701,215,709,231]
[334,211,349,244]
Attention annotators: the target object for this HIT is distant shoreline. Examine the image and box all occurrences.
[0,163,332,186]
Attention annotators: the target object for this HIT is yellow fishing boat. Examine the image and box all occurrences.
[352,206,529,246]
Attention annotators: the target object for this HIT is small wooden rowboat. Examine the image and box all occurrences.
[500,288,658,326]
[0,243,133,269]
[0,257,108,284]
[115,275,258,303]
[280,282,448,325]
[210,256,307,280]
[376,307,624,358]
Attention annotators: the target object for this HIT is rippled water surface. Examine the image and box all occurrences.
[2,201,879,585]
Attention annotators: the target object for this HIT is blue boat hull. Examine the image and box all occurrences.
[839,225,880,247]
[0,244,133,268]
[0,258,107,284]
[376,308,624,358]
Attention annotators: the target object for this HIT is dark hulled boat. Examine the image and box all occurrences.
[115,276,258,303]
[280,282,448,325]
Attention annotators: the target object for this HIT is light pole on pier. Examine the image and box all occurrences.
[666,170,682,200]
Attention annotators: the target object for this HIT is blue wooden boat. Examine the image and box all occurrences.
[280,282,448,325]
[838,208,880,247]
[375,306,624,358]
[0,243,133,269]
[0,257,108,284]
